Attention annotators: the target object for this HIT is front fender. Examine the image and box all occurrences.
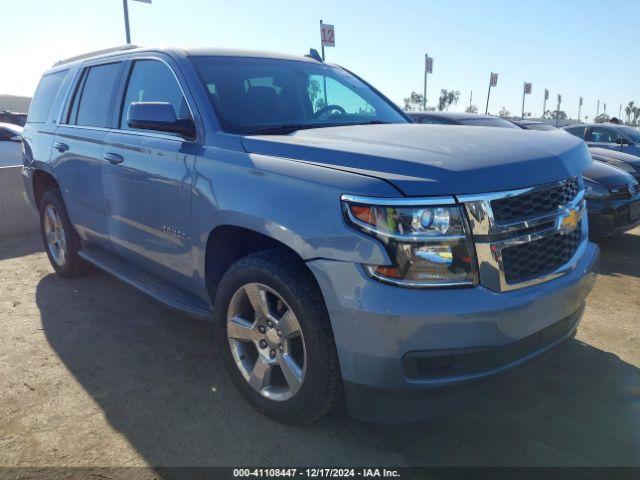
[191,146,399,293]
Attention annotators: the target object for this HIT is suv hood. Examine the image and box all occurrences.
[241,124,590,196]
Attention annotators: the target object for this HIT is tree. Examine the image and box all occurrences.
[498,107,511,118]
[632,106,640,126]
[465,104,478,113]
[437,89,460,111]
[594,113,610,123]
[403,91,424,112]
[543,110,567,120]
[625,101,635,124]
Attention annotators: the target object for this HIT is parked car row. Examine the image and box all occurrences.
[408,112,640,237]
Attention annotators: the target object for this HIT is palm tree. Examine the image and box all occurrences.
[633,106,640,126]
[625,101,635,124]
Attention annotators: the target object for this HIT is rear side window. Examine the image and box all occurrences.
[119,60,191,130]
[27,71,67,123]
[68,63,121,128]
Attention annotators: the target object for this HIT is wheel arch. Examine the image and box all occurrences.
[32,169,61,208]
[204,224,311,300]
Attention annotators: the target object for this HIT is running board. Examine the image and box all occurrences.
[79,246,213,321]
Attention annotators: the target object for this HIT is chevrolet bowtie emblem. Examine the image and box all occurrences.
[559,208,581,233]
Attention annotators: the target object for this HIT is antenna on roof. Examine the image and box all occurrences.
[305,48,323,62]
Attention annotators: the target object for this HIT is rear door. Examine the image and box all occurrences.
[102,57,198,284]
[52,61,124,248]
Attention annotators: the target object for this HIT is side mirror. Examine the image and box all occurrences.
[127,102,195,138]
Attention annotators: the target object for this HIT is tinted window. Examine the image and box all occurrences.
[0,127,12,141]
[190,56,407,134]
[72,63,121,127]
[565,126,586,138]
[525,123,556,131]
[590,127,620,143]
[616,126,640,143]
[458,117,519,128]
[27,71,67,123]
[418,116,453,125]
[120,60,191,130]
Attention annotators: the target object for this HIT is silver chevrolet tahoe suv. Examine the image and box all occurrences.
[21,46,599,423]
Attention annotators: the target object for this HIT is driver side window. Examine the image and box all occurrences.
[308,75,375,116]
[120,59,191,131]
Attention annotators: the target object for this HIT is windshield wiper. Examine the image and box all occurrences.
[244,124,325,135]
[244,120,393,136]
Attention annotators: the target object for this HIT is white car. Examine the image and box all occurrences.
[0,122,23,167]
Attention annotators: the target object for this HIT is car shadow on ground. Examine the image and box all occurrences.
[594,230,640,278]
[35,271,640,468]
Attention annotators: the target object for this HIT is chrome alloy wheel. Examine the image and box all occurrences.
[43,204,67,267]
[227,283,306,401]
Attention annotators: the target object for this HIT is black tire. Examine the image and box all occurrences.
[214,249,342,424]
[39,189,90,277]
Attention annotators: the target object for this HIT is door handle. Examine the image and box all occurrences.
[53,142,69,153]
[103,152,124,165]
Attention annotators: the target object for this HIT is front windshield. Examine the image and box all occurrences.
[458,117,520,129]
[189,56,408,134]
[617,126,640,143]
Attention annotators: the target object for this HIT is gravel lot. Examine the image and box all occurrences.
[0,229,638,468]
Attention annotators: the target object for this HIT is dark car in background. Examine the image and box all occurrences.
[414,112,640,236]
[563,123,640,157]
[0,110,28,127]
[582,161,640,236]
[409,111,520,128]
[589,147,640,183]
[511,119,557,131]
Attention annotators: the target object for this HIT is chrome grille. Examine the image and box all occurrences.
[459,178,587,292]
[491,178,579,222]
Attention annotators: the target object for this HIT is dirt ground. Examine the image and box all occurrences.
[0,229,638,468]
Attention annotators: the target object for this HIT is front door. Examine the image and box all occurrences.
[103,58,197,285]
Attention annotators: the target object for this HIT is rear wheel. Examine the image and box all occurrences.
[214,250,342,424]
[39,189,89,277]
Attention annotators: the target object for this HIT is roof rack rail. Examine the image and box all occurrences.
[52,45,140,67]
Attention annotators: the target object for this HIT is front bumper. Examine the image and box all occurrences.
[307,241,599,421]
[587,196,640,236]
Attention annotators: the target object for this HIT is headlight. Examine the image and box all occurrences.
[584,181,610,199]
[341,196,477,288]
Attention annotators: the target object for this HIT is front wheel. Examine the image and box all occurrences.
[214,250,342,424]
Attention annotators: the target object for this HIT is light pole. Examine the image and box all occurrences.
[485,73,497,114]
[423,54,432,111]
[122,0,150,44]
[543,89,549,119]
[123,0,131,44]
[578,97,583,122]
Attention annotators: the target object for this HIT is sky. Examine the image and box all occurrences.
[2,0,639,120]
